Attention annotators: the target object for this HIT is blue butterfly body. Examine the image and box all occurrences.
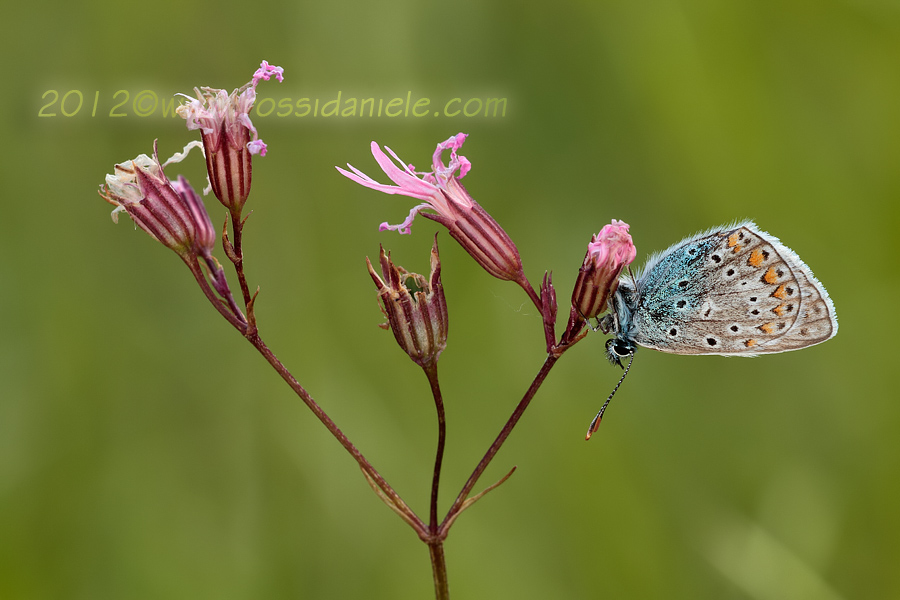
[599,221,838,363]
[586,221,838,438]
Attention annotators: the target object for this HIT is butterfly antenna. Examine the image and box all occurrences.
[585,351,634,441]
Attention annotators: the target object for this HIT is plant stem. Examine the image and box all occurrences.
[424,362,446,531]
[217,208,412,518]
[429,542,450,600]
[229,210,253,309]
[248,331,414,519]
[519,278,543,313]
[441,353,559,532]
[558,306,588,353]
[192,208,585,597]
[189,257,417,529]
[186,259,247,331]
[423,361,450,599]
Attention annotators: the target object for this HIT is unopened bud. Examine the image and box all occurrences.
[571,220,636,321]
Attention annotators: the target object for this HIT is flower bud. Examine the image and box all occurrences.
[423,198,525,283]
[99,142,215,260]
[571,220,636,321]
[367,236,448,368]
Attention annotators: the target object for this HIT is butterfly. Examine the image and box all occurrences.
[586,221,838,439]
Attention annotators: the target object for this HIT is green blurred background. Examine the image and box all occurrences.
[2,1,898,598]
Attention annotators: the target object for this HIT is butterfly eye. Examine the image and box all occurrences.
[606,338,633,358]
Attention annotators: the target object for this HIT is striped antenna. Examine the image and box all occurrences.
[585,351,634,440]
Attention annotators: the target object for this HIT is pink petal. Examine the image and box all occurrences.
[248,140,267,156]
[369,143,438,200]
[378,203,430,235]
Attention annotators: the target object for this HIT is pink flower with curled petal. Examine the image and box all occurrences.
[338,133,471,234]
[338,134,526,283]
[571,220,636,321]
[176,60,284,214]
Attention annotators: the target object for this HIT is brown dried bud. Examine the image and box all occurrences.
[367,236,448,368]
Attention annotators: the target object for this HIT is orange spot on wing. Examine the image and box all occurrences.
[763,266,779,284]
[759,323,775,334]
[772,304,786,316]
[744,339,757,348]
[748,248,765,267]
[772,284,787,299]
[728,233,739,247]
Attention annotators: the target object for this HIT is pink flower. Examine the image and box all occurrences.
[338,133,471,234]
[99,141,215,260]
[339,134,525,283]
[176,60,284,213]
[571,220,636,320]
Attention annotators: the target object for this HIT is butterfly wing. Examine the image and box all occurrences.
[628,222,838,356]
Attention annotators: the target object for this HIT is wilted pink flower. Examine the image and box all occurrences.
[176,60,284,213]
[338,134,526,283]
[571,220,636,320]
[99,142,215,260]
[367,236,448,368]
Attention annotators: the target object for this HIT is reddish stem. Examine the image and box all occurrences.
[440,353,559,534]
[188,255,418,530]
[429,541,450,600]
[229,210,253,309]
[423,362,446,531]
